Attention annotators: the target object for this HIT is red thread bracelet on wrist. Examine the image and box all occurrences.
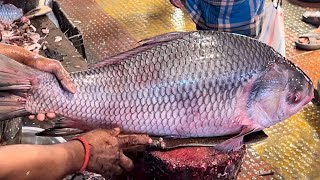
[73,137,90,172]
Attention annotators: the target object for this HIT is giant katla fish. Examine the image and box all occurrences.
[0,31,314,151]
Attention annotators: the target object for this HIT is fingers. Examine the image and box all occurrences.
[34,58,76,94]
[112,165,124,176]
[46,112,56,119]
[36,114,45,121]
[29,113,56,121]
[119,153,134,171]
[122,145,147,152]
[118,134,152,148]
[101,165,123,177]
[108,128,121,136]
[91,128,121,138]
[51,62,76,94]
[98,127,120,136]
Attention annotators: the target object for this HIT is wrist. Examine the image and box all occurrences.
[62,140,85,174]
[72,137,90,172]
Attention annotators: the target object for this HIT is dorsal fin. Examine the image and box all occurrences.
[137,31,189,45]
[94,31,190,68]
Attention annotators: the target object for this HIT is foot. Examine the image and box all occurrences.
[303,11,320,26]
[298,27,320,46]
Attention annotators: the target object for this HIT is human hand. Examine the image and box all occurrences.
[28,58,75,121]
[27,58,74,121]
[24,56,76,94]
[0,44,75,121]
[27,57,73,121]
[81,128,152,177]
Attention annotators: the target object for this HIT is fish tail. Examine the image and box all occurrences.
[0,54,42,121]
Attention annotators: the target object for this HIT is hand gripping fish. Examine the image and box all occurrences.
[0,31,314,151]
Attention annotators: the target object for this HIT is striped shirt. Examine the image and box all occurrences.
[185,0,265,37]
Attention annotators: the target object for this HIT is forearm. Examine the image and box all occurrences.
[0,141,84,180]
[0,43,47,65]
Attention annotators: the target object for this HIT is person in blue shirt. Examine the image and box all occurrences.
[170,0,265,38]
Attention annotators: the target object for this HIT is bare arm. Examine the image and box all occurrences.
[0,129,152,180]
[0,141,83,180]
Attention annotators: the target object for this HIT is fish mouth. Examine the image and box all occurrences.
[304,85,315,105]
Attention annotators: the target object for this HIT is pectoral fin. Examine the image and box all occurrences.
[214,125,260,152]
[35,118,89,137]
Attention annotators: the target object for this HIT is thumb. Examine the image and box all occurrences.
[108,127,121,136]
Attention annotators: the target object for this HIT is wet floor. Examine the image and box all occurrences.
[55,0,320,179]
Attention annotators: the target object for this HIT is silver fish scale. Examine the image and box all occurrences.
[0,3,23,23]
[26,31,276,137]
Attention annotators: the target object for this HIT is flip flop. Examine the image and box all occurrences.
[295,31,320,50]
[302,11,320,26]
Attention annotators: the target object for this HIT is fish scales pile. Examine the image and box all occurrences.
[0,3,45,54]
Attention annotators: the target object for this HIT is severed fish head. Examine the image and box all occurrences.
[248,58,314,128]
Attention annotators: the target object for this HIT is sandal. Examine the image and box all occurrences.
[295,31,320,50]
[302,11,320,26]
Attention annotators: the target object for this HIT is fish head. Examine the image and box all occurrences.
[249,58,313,128]
[283,62,314,113]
